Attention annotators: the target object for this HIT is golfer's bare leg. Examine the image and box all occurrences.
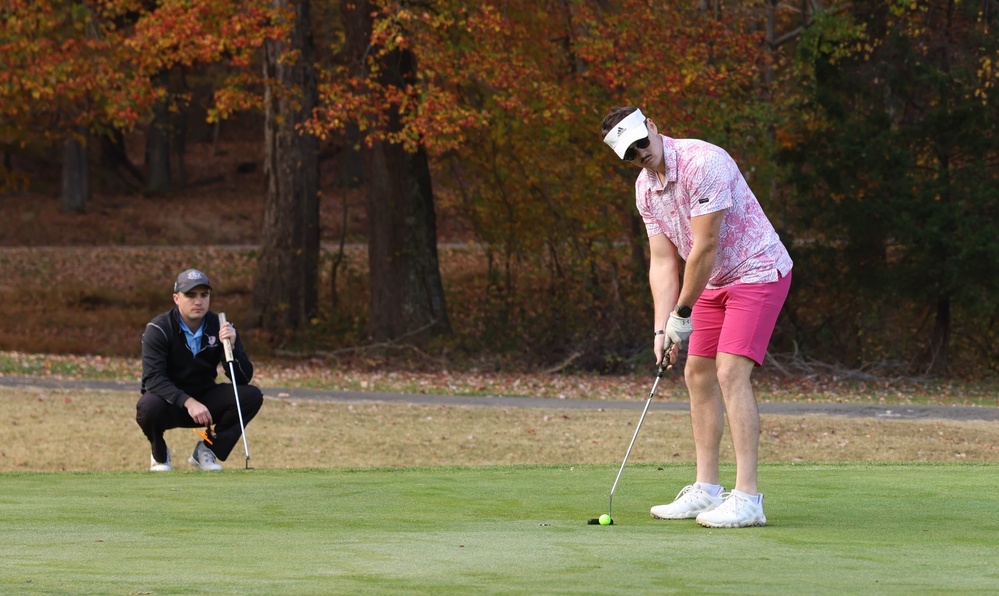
[684,355,725,486]
[716,352,760,494]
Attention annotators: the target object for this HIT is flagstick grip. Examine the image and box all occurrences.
[218,312,235,363]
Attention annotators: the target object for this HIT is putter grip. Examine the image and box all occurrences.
[657,340,675,375]
[218,312,235,363]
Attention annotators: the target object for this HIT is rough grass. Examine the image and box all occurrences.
[3,386,997,473]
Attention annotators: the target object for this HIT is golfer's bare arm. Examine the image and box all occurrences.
[677,210,724,309]
[649,233,681,333]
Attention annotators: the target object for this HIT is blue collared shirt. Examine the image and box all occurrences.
[179,318,204,356]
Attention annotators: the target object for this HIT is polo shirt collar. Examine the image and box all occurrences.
[179,317,204,355]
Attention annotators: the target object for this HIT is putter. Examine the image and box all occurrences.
[588,341,673,526]
[219,313,252,470]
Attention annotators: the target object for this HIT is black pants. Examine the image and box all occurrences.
[136,384,264,462]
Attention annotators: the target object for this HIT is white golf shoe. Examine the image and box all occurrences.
[696,492,767,528]
[189,441,223,471]
[150,449,172,472]
[650,484,726,519]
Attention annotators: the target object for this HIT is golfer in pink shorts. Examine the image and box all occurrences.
[602,106,793,529]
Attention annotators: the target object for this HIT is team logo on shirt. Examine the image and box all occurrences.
[208,336,217,346]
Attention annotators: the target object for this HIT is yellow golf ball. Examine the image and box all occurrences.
[599,514,611,526]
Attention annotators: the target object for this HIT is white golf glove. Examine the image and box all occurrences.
[665,311,693,347]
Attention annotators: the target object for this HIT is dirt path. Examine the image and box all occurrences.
[4,375,997,422]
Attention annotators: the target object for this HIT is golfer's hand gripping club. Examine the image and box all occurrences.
[219,313,235,363]
[665,311,692,347]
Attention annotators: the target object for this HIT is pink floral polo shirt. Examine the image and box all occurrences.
[636,135,793,289]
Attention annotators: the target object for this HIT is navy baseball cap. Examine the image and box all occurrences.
[173,269,212,293]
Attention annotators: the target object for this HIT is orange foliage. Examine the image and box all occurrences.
[301,1,772,357]
[0,0,289,141]
[308,1,766,249]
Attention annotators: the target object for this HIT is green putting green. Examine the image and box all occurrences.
[1,463,996,594]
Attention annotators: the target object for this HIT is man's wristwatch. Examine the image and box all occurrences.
[674,305,692,318]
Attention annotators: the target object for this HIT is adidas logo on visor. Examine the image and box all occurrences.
[617,126,627,136]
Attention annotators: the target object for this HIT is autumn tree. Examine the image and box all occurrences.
[779,0,999,374]
[300,0,773,366]
[3,1,779,368]
[145,72,175,194]
[1,1,286,205]
[313,1,766,365]
[328,0,452,344]
[0,1,148,210]
[127,1,288,195]
[250,0,321,335]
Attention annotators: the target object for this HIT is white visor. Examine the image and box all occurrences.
[603,109,648,159]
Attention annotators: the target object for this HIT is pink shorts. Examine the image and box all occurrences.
[688,273,791,367]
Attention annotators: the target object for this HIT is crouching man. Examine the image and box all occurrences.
[136,269,263,471]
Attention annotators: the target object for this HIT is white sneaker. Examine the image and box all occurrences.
[650,484,726,519]
[188,441,223,471]
[696,492,767,528]
[150,450,172,472]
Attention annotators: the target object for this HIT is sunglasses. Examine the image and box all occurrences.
[622,136,650,161]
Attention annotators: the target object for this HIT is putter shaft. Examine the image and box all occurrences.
[606,343,672,518]
[228,359,251,469]
[220,313,252,469]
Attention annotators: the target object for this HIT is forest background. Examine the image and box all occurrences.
[1,0,997,382]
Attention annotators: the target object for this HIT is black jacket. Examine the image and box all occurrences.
[140,308,254,407]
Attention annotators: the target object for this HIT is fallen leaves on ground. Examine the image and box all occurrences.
[2,351,997,406]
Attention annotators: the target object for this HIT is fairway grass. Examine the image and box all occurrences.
[2,463,998,594]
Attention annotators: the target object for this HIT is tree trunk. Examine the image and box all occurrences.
[698,0,721,19]
[364,137,451,342]
[924,297,951,376]
[145,73,172,194]
[100,128,145,187]
[172,69,188,187]
[339,122,365,189]
[251,0,320,335]
[342,0,451,343]
[61,132,89,213]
